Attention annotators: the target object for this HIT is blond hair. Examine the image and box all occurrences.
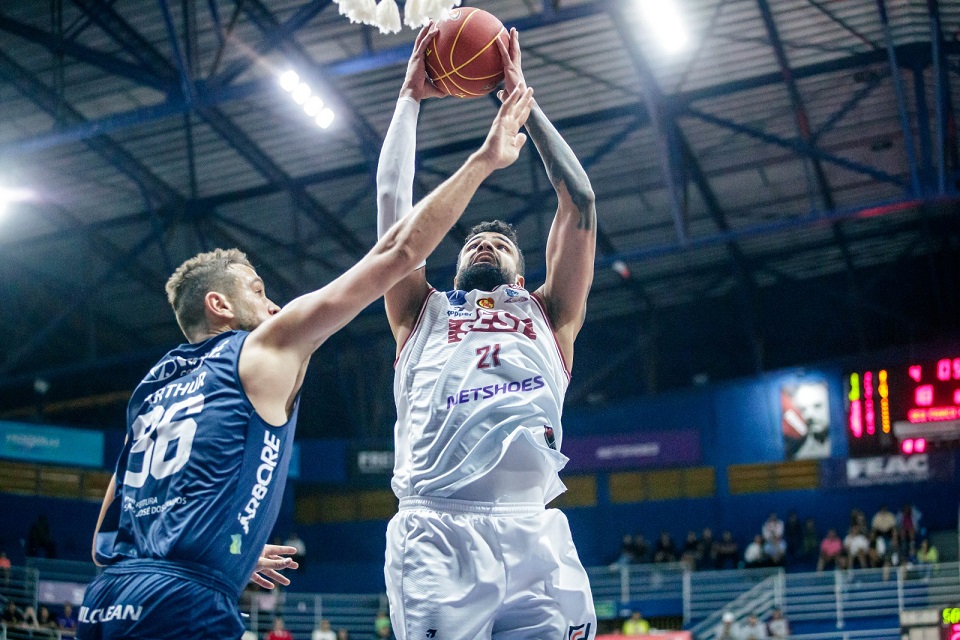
[165,248,253,340]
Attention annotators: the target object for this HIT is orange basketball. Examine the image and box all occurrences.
[425,8,509,99]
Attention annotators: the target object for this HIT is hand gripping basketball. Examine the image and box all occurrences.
[478,84,534,170]
[496,27,525,98]
[401,22,447,102]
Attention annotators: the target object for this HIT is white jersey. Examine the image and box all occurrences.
[392,285,571,504]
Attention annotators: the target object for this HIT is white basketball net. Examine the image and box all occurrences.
[332,0,462,34]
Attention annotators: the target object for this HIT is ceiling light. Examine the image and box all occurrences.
[0,186,33,218]
[304,96,325,117]
[292,83,312,104]
[316,108,335,129]
[279,70,300,92]
[638,0,688,54]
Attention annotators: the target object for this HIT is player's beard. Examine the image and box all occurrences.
[455,262,513,293]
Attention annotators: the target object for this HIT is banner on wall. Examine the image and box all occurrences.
[0,421,104,468]
[781,380,832,460]
[821,453,955,488]
[563,430,701,472]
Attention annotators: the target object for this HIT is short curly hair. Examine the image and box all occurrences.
[460,220,525,276]
[165,248,253,340]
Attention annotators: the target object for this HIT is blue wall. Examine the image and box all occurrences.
[2,360,957,594]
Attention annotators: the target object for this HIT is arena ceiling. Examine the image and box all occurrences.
[1,0,959,437]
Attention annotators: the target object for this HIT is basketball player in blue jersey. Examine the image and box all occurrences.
[377,27,597,640]
[76,57,536,639]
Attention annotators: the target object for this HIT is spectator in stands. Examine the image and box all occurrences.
[741,614,768,640]
[844,524,870,569]
[681,530,700,570]
[898,504,922,543]
[26,514,56,559]
[654,531,677,563]
[633,534,650,563]
[336,629,350,640]
[37,606,58,639]
[0,551,10,587]
[784,511,802,558]
[22,606,40,631]
[801,518,819,562]
[763,535,787,567]
[715,531,740,570]
[375,610,391,639]
[744,534,765,569]
[612,534,638,568]
[2,600,24,626]
[917,538,939,579]
[313,618,337,640]
[716,611,740,640]
[622,610,651,635]
[57,602,78,635]
[698,528,717,570]
[867,531,887,569]
[265,617,293,640]
[284,532,307,565]
[762,513,784,544]
[767,609,790,638]
[849,508,867,532]
[817,528,843,572]
[871,505,897,539]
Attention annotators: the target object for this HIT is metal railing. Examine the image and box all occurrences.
[1,567,40,611]
[686,562,960,640]
[240,591,386,640]
[587,562,686,603]
[686,567,782,625]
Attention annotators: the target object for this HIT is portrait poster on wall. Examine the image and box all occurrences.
[782,381,831,460]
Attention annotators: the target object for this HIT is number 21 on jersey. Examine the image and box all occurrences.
[476,344,502,369]
[124,395,203,488]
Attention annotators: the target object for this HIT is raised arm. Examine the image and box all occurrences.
[498,30,596,368]
[238,85,535,425]
[378,24,447,347]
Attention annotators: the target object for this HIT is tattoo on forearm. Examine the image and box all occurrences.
[525,107,597,231]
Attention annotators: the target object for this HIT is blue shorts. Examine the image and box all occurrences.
[77,559,244,640]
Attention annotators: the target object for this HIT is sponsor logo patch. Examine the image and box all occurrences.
[568,623,592,640]
[477,297,495,309]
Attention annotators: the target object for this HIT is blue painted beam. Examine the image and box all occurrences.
[210,0,331,88]
[685,107,906,188]
[0,14,171,91]
[926,0,948,194]
[1,224,170,376]
[811,71,886,142]
[875,0,923,196]
[4,41,953,157]
[0,48,181,204]
[757,0,835,211]
[157,0,195,103]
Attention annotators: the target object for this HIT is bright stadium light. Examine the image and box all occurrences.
[638,0,688,53]
[279,70,300,92]
[292,82,311,105]
[316,108,335,129]
[304,96,325,117]
[0,186,33,218]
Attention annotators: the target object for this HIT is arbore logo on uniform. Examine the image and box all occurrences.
[567,623,592,640]
[78,605,143,624]
[238,430,282,534]
[448,310,537,343]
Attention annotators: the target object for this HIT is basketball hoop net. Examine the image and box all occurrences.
[332,0,461,34]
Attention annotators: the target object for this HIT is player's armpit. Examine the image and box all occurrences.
[385,267,430,346]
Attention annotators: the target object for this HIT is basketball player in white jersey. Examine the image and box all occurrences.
[377,26,597,640]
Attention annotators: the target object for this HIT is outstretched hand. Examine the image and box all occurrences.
[249,544,299,589]
[478,84,535,170]
[496,27,525,96]
[400,22,447,101]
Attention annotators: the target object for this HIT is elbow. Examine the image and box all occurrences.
[377,227,421,273]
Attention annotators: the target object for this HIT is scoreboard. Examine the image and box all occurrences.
[846,357,960,457]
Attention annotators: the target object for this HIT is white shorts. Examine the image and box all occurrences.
[384,496,596,640]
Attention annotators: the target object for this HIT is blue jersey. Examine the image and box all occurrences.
[94,330,299,598]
